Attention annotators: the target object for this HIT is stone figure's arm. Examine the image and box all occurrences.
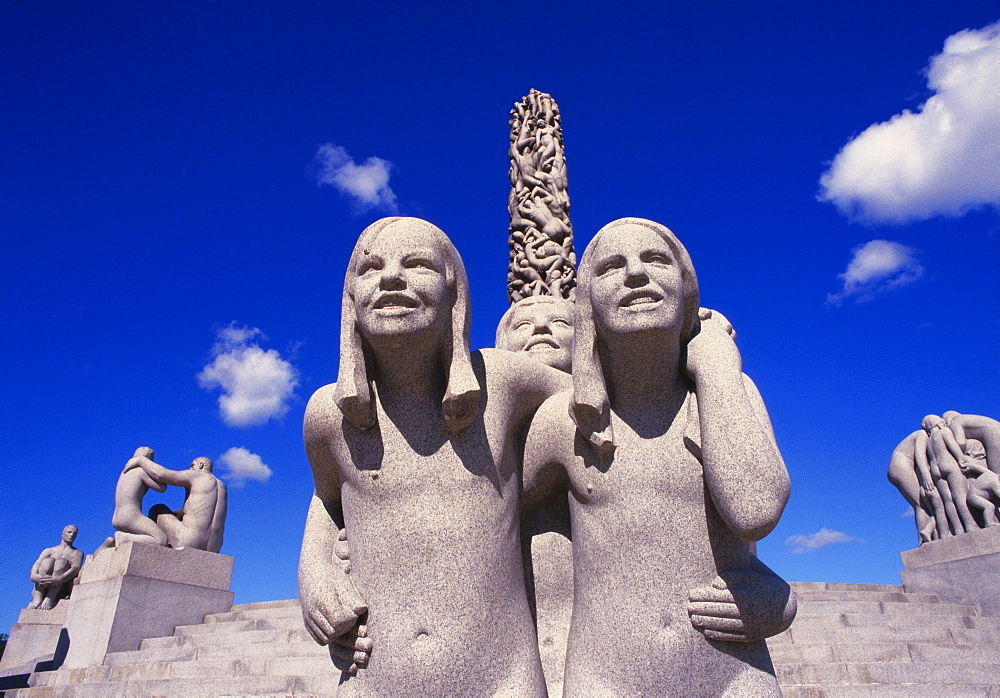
[686,309,789,541]
[688,555,797,642]
[300,384,371,673]
[123,456,192,487]
[29,549,54,583]
[522,392,573,516]
[912,431,934,492]
[487,349,572,428]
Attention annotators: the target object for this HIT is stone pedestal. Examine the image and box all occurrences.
[0,605,69,675]
[901,525,1000,616]
[61,542,234,669]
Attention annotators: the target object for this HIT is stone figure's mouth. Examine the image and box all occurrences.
[373,293,419,310]
[525,336,560,351]
[619,289,663,309]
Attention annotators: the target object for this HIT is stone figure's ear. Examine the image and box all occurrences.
[494,304,516,350]
[441,238,481,434]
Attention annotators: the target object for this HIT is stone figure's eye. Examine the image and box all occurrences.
[514,321,532,330]
[404,256,439,272]
[642,251,672,265]
[596,257,624,276]
[552,318,570,327]
[358,259,382,275]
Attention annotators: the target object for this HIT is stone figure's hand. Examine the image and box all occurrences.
[328,623,372,676]
[685,308,741,381]
[687,569,796,642]
[301,571,367,645]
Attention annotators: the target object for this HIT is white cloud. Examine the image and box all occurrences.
[826,239,923,305]
[785,528,864,554]
[818,21,1000,222]
[197,323,298,427]
[217,447,272,488]
[314,143,398,214]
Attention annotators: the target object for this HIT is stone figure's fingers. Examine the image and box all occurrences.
[698,627,752,642]
[303,611,332,646]
[687,583,735,605]
[334,582,368,619]
[690,614,746,632]
[332,631,373,656]
[328,642,366,667]
[687,601,742,619]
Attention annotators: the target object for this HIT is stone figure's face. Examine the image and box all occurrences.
[589,223,684,338]
[354,224,450,341]
[62,525,78,544]
[506,299,573,373]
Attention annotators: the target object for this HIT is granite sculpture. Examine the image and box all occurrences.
[107,448,227,553]
[299,217,570,694]
[507,89,576,303]
[27,525,84,610]
[522,218,793,695]
[495,295,575,373]
[890,412,1000,543]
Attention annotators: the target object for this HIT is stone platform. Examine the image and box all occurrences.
[7,583,1000,696]
[901,525,1000,618]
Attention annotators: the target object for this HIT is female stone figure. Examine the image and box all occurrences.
[524,218,792,695]
[299,217,569,695]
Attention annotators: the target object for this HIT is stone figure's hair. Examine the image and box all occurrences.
[965,438,986,458]
[494,295,574,350]
[133,446,154,459]
[921,414,944,431]
[191,456,213,472]
[336,217,481,433]
[570,218,699,453]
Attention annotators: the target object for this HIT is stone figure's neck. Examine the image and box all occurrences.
[368,340,448,402]
[600,330,685,415]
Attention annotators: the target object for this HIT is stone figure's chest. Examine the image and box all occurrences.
[571,435,704,507]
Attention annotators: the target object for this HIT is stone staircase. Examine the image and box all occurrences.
[770,582,1000,696]
[6,583,1000,696]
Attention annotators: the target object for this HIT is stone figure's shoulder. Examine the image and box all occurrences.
[304,383,341,432]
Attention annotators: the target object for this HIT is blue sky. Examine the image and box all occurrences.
[2,2,997,634]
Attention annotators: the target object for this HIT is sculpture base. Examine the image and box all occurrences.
[61,542,234,669]
[900,525,1000,616]
[0,605,69,675]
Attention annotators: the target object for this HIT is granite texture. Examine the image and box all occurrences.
[522,218,794,695]
[901,525,1000,616]
[114,451,227,553]
[889,412,1000,545]
[26,526,83,611]
[299,217,570,695]
[495,296,574,374]
[0,605,68,674]
[61,542,233,669]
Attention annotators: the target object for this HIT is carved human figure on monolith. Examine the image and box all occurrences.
[523,218,793,694]
[299,217,569,693]
[27,525,84,610]
[121,454,228,553]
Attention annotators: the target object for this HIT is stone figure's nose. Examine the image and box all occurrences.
[379,261,406,290]
[532,319,552,334]
[624,256,649,287]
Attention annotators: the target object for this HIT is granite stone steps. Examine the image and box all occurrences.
[770,582,1000,696]
[10,583,1000,696]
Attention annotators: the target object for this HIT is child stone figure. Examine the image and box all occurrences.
[298,217,569,695]
[524,218,794,696]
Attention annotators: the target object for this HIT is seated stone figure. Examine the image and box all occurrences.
[28,525,84,610]
[121,454,227,553]
[523,218,793,695]
[299,217,570,694]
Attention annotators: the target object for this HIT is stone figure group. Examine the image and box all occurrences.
[299,215,795,695]
[889,412,1000,544]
